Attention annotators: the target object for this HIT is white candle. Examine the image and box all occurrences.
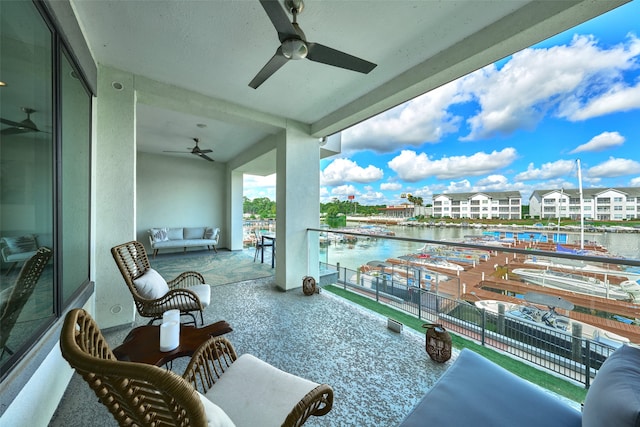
[163,309,180,324]
[160,321,180,352]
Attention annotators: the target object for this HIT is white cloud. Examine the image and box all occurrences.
[475,174,509,189]
[320,158,383,186]
[243,173,276,200]
[380,182,403,191]
[342,81,470,153]
[570,131,625,153]
[631,177,640,186]
[446,180,472,193]
[586,157,640,178]
[388,148,517,181]
[464,34,640,140]
[567,83,640,120]
[330,185,359,197]
[514,160,576,181]
[359,190,386,203]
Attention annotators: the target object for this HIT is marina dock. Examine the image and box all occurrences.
[430,247,640,343]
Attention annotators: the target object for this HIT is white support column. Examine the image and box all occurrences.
[94,65,137,327]
[228,169,244,251]
[274,125,320,291]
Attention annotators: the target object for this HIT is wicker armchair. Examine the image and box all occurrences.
[1,247,52,357]
[111,241,210,325]
[61,308,334,427]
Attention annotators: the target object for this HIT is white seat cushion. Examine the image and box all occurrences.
[205,354,318,427]
[132,268,169,299]
[189,284,211,307]
[196,392,236,427]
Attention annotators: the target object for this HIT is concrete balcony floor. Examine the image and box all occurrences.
[49,249,452,426]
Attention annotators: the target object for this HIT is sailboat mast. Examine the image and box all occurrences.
[577,159,584,250]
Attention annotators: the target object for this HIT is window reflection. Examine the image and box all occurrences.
[0,0,54,373]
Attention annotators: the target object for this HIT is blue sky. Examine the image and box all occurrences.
[245,1,640,206]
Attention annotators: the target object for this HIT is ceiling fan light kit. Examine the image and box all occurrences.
[249,0,377,89]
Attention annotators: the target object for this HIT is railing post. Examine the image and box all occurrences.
[375,275,380,302]
[571,323,582,362]
[585,340,591,389]
[481,308,486,346]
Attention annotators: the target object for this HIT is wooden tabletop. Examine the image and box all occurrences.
[112,320,232,366]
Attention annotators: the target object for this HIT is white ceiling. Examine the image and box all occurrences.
[11,1,629,169]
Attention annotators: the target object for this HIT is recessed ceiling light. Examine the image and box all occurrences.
[0,81,7,87]
[112,81,123,91]
[197,123,207,128]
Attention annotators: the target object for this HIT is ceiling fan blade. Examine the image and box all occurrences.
[1,127,32,136]
[307,42,377,74]
[198,149,213,154]
[249,48,289,89]
[192,151,214,162]
[259,0,298,42]
[0,117,24,128]
[163,150,191,153]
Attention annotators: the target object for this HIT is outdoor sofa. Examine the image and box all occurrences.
[148,226,219,257]
[399,344,640,427]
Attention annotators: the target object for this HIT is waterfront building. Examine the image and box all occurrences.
[432,191,522,220]
[529,187,640,221]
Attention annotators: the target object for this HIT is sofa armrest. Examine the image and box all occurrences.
[399,349,581,427]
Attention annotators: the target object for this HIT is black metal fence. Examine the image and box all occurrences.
[324,261,616,388]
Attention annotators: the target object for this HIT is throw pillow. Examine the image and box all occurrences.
[197,392,237,427]
[2,235,37,254]
[204,228,219,239]
[132,268,169,300]
[582,344,640,427]
[150,228,169,242]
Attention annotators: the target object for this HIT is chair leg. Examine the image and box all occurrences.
[4,262,17,276]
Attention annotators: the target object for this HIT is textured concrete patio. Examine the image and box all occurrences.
[49,250,454,426]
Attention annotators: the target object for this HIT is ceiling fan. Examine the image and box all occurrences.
[249,0,377,89]
[0,107,45,135]
[163,138,214,162]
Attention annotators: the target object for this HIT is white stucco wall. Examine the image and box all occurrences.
[136,152,227,251]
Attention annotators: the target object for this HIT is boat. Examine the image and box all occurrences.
[390,255,465,272]
[475,294,630,349]
[512,268,631,300]
[417,244,490,264]
[619,279,640,301]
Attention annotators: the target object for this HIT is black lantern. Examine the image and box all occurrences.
[423,323,452,363]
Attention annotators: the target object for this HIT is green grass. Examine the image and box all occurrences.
[325,284,588,403]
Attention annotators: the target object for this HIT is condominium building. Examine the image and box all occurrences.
[432,191,522,220]
[529,187,640,220]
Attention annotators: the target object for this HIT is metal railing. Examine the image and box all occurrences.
[310,227,640,388]
[326,261,616,387]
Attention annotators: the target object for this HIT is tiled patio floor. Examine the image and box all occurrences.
[49,250,454,427]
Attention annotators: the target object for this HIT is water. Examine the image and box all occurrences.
[320,223,640,271]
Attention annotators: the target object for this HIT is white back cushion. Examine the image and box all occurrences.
[133,268,169,299]
[197,392,237,427]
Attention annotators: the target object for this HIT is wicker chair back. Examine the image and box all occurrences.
[110,241,206,324]
[60,308,208,427]
[0,247,52,355]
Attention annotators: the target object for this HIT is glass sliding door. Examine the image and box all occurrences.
[60,49,91,305]
[0,0,55,372]
[0,0,92,381]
